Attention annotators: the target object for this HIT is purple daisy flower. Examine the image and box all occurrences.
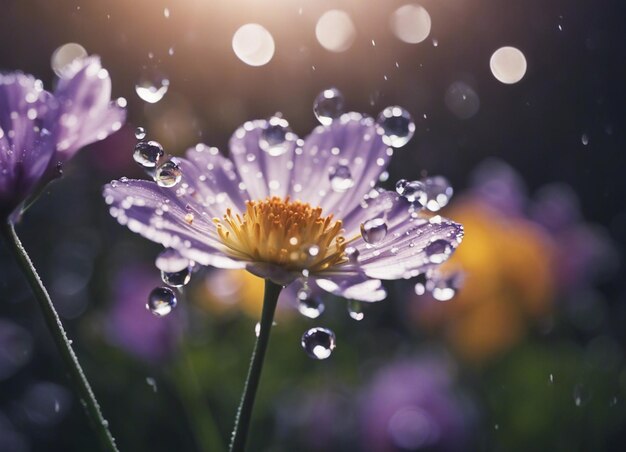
[0,56,125,222]
[103,113,463,301]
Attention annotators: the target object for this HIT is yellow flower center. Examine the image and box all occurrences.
[214,197,347,272]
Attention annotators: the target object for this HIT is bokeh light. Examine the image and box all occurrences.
[315,10,356,52]
[50,42,87,77]
[490,46,527,84]
[232,23,275,66]
[390,4,432,44]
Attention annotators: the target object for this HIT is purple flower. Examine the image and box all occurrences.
[360,357,473,452]
[0,56,125,221]
[103,113,463,301]
[105,264,181,362]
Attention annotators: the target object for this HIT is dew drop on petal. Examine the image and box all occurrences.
[155,248,190,273]
[147,286,177,316]
[161,266,192,287]
[329,165,354,192]
[135,72,170,103]
[347,300,364,321]
[259,116,290,156]
[301,327,336,360]
[425,239,453,264]
[135,127,147,140]
[377,106,415,147]
[297,288,325,319]
[400,180,427,204]
[430,278,457,301]
[133,141,164,168]
[422,176,453,211]
[155,160,182,188]
[313,87,345,125]
[345,246,360,263]
[361,218,388,244]
[414,273,428,295]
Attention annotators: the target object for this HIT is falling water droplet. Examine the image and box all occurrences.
[297,288,325,319]
[414,273,428,295]
[360,218,388,244]
[581,133,589,145]
[147,286,177,316]
[430,277,457,301]
[133,141,164,168]
[146,377,158,392]
[135,127,147,140]
[377,106,415,148]
[425,239,452,264]
[301,327,336,360]
[313,87,345,126]
[155,159,182,188]
[347,300,364,321]
[135,72,170,104]
[259,116,290,156]
[329,165,354,192]
[422,176,453,211]
[161,266,191,287]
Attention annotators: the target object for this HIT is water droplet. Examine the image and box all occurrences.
[422,176,453,211]
[146,286,177,316]
[347,300,364,321]
[146,377,158,392]
[135,127,146,140]
[430,276,457,301]
[399,180,427,204]
[414,273,428,295]
[345,246,360,263]
[259,116,290,156]
[133,141,164,168]
[549,373,554,384]
[360,218,388,244]
[155,159,182,188]
[329,165,354,192]
[425,239,452,264]
[301,327,336,360]
[161,266,191,287]
[377,106,415,147]
[313,87,344,126]
[573,384,590,407]
[297,288,325,319]
[155,248,190,273]
[581,133,589,145]
[135,72,170,104]
[307,245,320,257]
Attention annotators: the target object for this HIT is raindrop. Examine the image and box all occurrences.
[133,141,164,168]
[301,327,336,360]
[414,273,428,295]
[347,300,364,321]
[259,116,290,156]
[135,127,146,140]
[329,165,354,192]
[377,106,415,147]
[147,286,177,316]
[425,239,452,264]
[430,276,457,301]
[161,266,191,287]
[581,133,589,145]
[155,159,182,188]
[135,72,170,103]
[146,377,158,392]
[422,176,453,211]
[398,180,426,204]
[313,87,345,125]
[360,218,388,244]
[549,373,554,384]
[254,321,278,337]
[297,289,325,319]
[345,246,360,263]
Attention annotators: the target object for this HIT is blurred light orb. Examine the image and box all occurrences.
[135,71,170,104]
[490,46,527,84]
[390,4,432,44]
[50,42,87,77]
[444,81,480,119]
[232,23,275,66]
[316,10,356,52]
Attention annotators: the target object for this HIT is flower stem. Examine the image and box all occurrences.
[0,222,119,452]
[229,279,282,452]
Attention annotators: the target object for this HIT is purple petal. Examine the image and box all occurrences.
[52,56,126,159]
[340,191,464,280]
[103,178,244,269]
[0,73,56,217]
[315,273,387,302]
[291,113,391,217]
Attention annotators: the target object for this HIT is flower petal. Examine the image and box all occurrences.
[290,113,391,218]
[103,178,244,269]
[315,273,387,302]
[229,119,299,201]
[52,56,126,159]
[0,73,56,217]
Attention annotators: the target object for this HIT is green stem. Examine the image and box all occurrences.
[1,222,119,452]
[229,280,282,452]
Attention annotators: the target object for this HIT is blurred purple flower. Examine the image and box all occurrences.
[360,357,472,452]
[0,56,125,222]
[105,264,180,362]
[104,113,463,301]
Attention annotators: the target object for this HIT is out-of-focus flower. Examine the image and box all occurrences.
[360,356,473,452]
[413,159,616,363]
[0,56,125,222]
[105,264,181,362]
[104,112,463,303]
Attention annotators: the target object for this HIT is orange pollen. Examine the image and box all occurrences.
[213,196,347,272]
